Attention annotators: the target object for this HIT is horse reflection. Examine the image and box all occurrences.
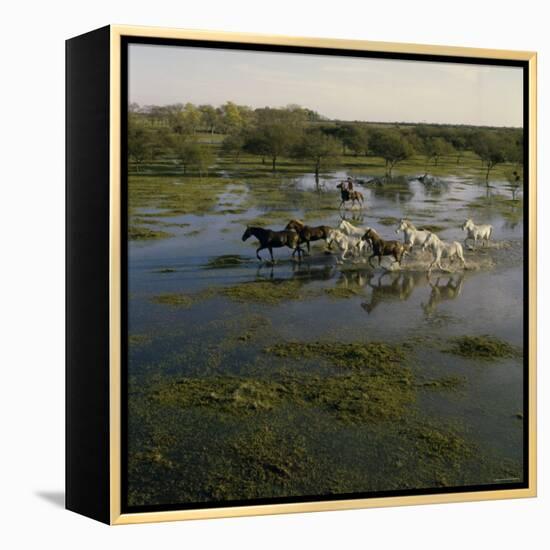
[256,261,335,282]
[360,271,425,314]
[339,210,366,224]
[336,269,373,291]
[421,273,464,315]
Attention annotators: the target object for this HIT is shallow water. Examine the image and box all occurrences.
[127,170,525,506]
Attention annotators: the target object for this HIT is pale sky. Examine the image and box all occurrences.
[128,43,523,127]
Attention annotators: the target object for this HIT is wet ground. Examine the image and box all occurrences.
[126,169,525,508]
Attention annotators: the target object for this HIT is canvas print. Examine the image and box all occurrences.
[124,41,527,510]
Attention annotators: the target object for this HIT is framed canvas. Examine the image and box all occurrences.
[66,25,537,525]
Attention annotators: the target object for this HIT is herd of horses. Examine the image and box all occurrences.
[242,214,494,273]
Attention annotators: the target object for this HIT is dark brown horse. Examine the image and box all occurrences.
[362,228,409,267]
[242,226,303,262]
[285,219,332,253]
[337,181,364,209]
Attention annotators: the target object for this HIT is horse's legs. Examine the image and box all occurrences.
[268,247,274,263]
[256,246,265,261]
[306,240,311,254]
[427,254,438,272]
[368,253,376,268]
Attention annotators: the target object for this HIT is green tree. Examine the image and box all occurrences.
[471,131,513,183]
[336,124,369,156]
[199,104,220,135]
[370,129,416,177]
[449,134,468,164]
[187,142,215,177]
[128,115,153,171]
[505,167,523,200]
[221,133,245,162]
[423,137,455,167]
[170,133,193,174]
[292,128,341,179]
[244,108,304,171]
[221,101,254,134]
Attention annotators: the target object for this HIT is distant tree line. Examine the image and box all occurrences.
[128,102,523,183]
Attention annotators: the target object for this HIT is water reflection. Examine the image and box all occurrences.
[252,255,469,316]
[360,271,426,314]
[256,261,336,281]
[339,210,367,224]
[421,274,465,316]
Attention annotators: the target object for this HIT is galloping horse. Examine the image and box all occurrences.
[242,226,303,262]
[462,219,493,249]
[422,232,466,273]
[395,219,431,250]
[285,219,332,253]
[362,228,409,268]
[337,181,364,209]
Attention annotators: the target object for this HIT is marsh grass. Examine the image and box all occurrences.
[418,376,467,391]
[129,334,153,347]
[265,341,405,371]
[219,280,309,304]
[446,335,521,360]
[324,287,364,299]
[150,369,414,424]
[378,216,401,226]
[129,225,174,241]
[203,254,249,269]
[151,293,207,308]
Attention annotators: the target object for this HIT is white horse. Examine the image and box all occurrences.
[327,229,367,263]
[395,219,431,249]
[462,219,493,248]
[338,219,369,238]
[422,232,466,273]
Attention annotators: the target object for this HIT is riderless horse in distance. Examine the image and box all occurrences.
[337,180,364,209]
[242,226,304,262]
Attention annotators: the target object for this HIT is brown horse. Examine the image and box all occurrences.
[337,181,364,209]
[285,219,332,253]
[362,228,409,267]
[242,226,303,262]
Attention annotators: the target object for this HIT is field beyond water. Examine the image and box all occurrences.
[127,146,525,508]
